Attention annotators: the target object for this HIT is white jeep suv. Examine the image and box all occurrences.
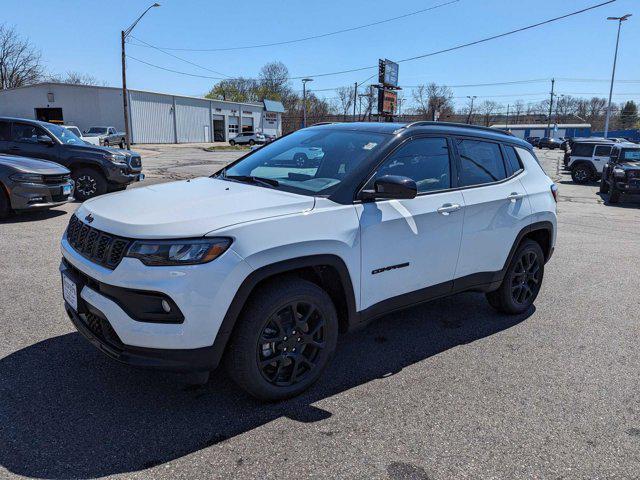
[60,122,557,401]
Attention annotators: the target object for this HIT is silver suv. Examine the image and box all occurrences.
[229,132,265,146]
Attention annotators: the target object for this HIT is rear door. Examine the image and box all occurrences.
[357,136,465,310]
[592,144,613,173]
[0,120,10,153]
[453,138,532,282]
[7,122,59,162]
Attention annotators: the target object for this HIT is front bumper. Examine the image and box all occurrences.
[615,179,640,193]
[105,163,144,186]
[9,181,73,211]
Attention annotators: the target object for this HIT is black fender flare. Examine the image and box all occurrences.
[209,254,357,369]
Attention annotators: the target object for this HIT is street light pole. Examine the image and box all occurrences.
[604,14,631,138]
[121,3,160,150]
[466,96,476,124]
[301,78,313,128]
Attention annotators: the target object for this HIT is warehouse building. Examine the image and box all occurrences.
[490,123,591,139]
[0,82,284,144]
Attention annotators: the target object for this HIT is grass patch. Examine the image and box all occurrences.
[205,145,251,151]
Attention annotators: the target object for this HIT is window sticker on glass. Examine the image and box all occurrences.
[623,150,640,160]
[363,142,378,150]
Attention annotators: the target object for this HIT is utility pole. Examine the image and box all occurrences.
[466,96,477,124]
[121,3,160,150]
[353,82,358,121]
[302,78,313,128]
[505,104,510,130]
[604,14,632,137]
[547,78,555,137]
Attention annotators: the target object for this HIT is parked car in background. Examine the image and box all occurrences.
[62,125,100,146]
[0,154,73,217]
[60,121,557,401]
[0,117,143,201]
[263,133,277,143]
[83,126,127,148]
[525,137,540,147]
[566,139,618,183]
[229,132,265,146]
[273,146,325,167]
[537,137,562,150]
[599,144,640,203]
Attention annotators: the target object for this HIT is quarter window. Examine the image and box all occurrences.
[503,145,524,176]
[369,137,452,193]
[456,139,506,187]
[594,145,612,156]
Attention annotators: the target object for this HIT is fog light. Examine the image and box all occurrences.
[161,299,171,313]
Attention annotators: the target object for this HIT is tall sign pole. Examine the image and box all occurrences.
[121,31,130,149]
[547,78,555,137]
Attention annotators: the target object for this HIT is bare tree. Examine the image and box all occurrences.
[587,97,607,119]
[513,100,525,125]
[0,24,43,89]
[411,85,430,119]
[335,86,354,120]
[47,71,106,86]
[478,100,500,126]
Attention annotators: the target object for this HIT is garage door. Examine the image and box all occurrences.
[176,97,210,143]
[242,116,253,132]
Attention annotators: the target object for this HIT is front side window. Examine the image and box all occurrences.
[11,123,50,143]
[594,145,613,156]
[0,121,10,141]
[87,127,108,134]
[220,128,388,196]
[456,139,506,187]
[367,137,451,193]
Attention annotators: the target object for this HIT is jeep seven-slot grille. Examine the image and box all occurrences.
[66,214,131,269]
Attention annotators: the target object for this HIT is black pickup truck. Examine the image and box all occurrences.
[0,117,143,201]
[600,144,640,204]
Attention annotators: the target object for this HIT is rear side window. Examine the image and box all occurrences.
[503,145,524,176]
[594,145,612,156]
[571,143,595,157]
[0,121,10,141]
[456,139,506,187]
[369,137,451,193]
[11,123,48,143]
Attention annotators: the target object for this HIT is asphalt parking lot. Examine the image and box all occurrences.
[1,145,639,479]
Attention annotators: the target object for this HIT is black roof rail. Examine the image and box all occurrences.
[401,121,514,137]
[310,122,337,126]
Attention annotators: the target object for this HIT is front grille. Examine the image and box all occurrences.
[128,155,142,169]
[42,174,71,185]
[66,214,131,269]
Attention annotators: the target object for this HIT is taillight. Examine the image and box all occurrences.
[550,184,558,203]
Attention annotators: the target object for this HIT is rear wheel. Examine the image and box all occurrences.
[571,163,592,184]
[72,168,107,201]
[0,188,10,219]
[225,278,338,401]
[486,239,544,315]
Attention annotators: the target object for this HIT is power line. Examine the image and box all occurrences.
[126,55,226,79]
[130,0,460,52]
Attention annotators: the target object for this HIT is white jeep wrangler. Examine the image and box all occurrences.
[60,122,557,400]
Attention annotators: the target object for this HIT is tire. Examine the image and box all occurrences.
[599,176,610,194]
[0,188,10,219]
[103,140,110,147]
[225,277,339,401]
[571,163,592,184]
[72,168,107,201]
[249,139,255,146]
[609,184,620,204]
[293,152,308,167]
[486,239,545,315]
[229,140,236,146]
[119,139,125,149]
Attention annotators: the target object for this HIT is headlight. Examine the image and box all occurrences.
[613,167,626,177]
[126,238,232,266]
[103,153,127,165]
[10,173,44,183]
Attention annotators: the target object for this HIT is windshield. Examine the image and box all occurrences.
[47,124,85,145]
[622,149,640,161]
[87,127,108,134]
[219,128,389,196]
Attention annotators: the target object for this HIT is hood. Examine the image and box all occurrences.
[617,161,640,170]
[76,177,315,238]
[0,155,69,174]
[64,143,140,157]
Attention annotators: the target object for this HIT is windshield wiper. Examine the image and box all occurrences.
[223,174,279,188]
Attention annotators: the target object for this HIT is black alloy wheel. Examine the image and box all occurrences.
[103,140,110,147]
[510,250,541,307]
[72,168,107,201]
[571,164,592,184]
[257,301,326,387]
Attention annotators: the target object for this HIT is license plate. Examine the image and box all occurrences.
[62,273,78,312]
[136,173,145,182]
[62,184,72,195]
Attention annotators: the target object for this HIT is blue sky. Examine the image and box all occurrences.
[4,0,639,109]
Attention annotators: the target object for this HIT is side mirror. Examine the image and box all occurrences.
[360,175,417,201]
[37,135,54,145]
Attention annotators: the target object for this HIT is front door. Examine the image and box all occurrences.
[7,122,58,162]
[357,136,465,310]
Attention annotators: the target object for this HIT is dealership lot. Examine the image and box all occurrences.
[1,147,640,479]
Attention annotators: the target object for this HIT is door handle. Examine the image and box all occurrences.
[507,192,525,202]
[437,203,461,215]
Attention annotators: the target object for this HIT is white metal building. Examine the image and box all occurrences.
[0,82,284,144]
[490,123,591,140]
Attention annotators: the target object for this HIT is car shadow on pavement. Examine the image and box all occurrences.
[0,292,532,479]
[0,208,67,224]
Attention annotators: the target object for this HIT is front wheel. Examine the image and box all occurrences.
[599,176,610,194]
[119,139,125,149]
[225,278,339,401]
[609,184,620,204]
[249,139,255,146]
[229,140,236,146]
[486,239,544,315]
[72,168,107,201]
